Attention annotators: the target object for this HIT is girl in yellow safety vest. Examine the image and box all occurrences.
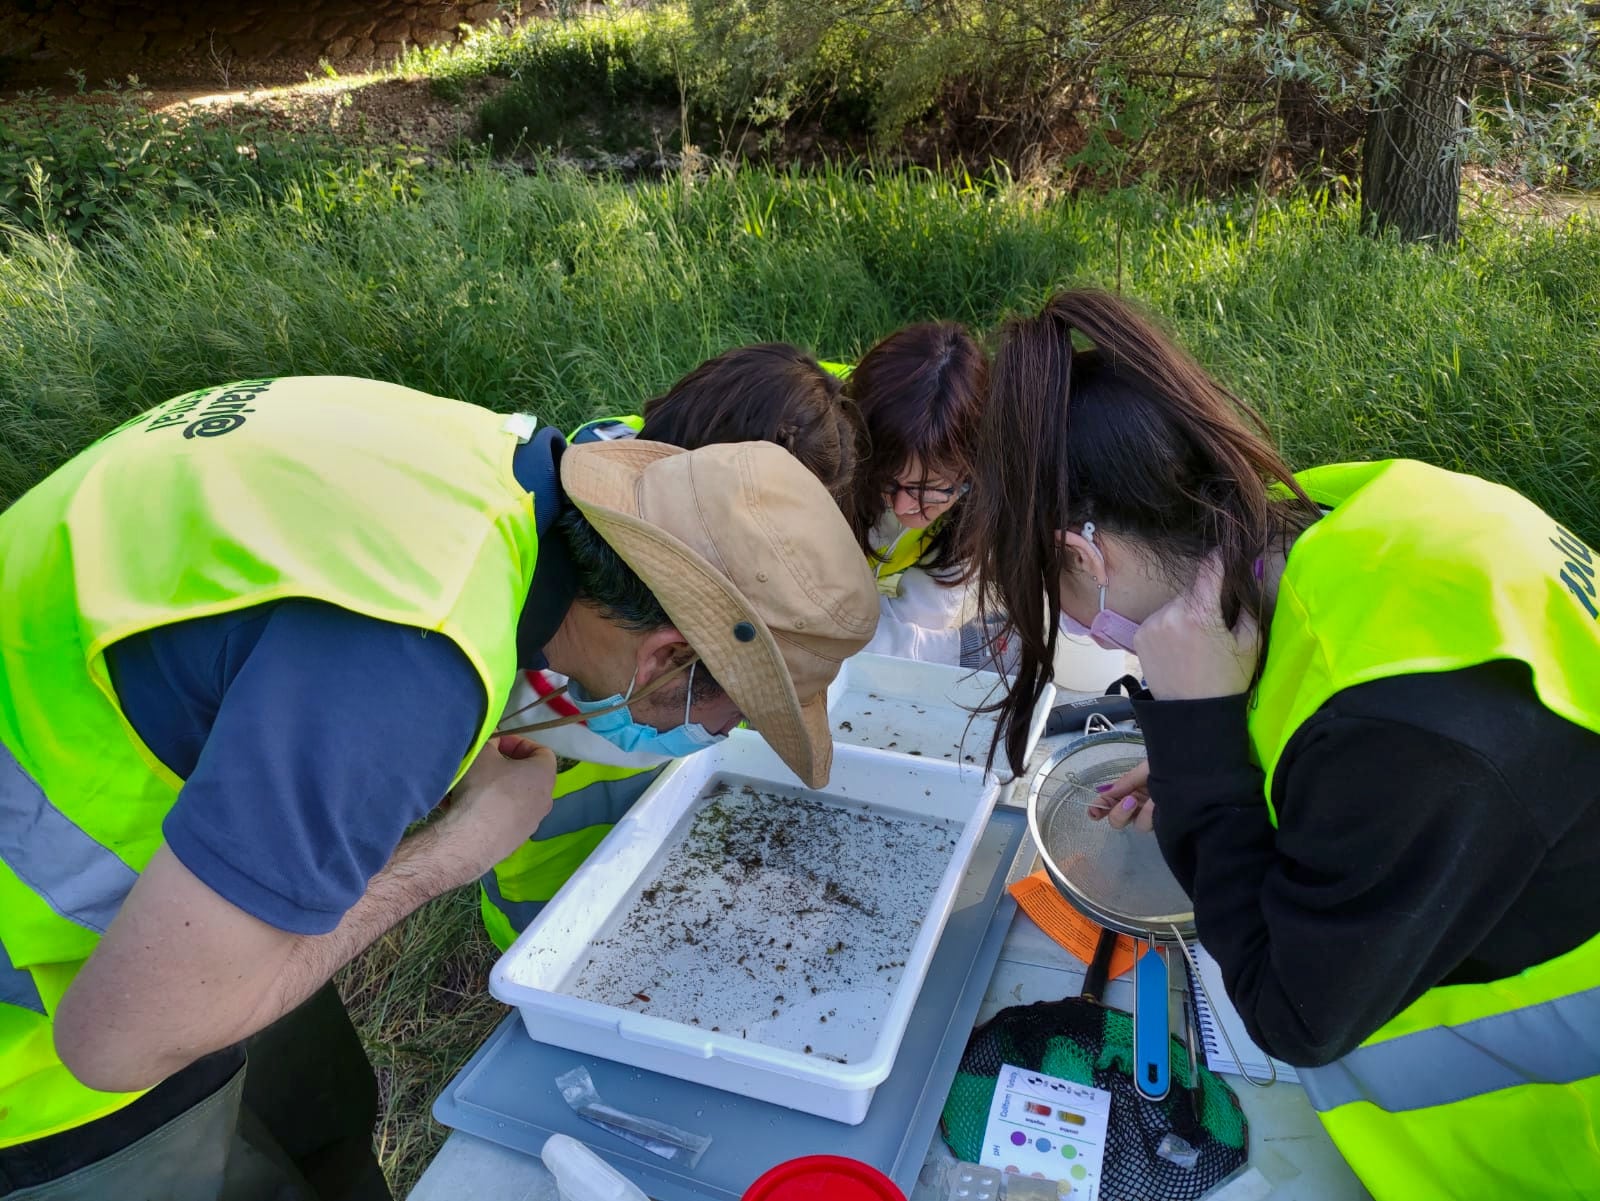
[968,288,1600,1200]
[827,322,989,666]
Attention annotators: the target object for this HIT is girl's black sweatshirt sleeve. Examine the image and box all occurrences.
[1134,660,1600,1067]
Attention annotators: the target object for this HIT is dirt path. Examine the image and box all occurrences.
[4,23,520,161]
[128,71,510,157]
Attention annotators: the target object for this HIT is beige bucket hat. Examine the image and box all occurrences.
[561,439,879,787]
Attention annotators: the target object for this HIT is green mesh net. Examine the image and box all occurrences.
[942,998,1248,1200]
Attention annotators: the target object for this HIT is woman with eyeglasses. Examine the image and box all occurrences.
[967,287,1600,1200]
[826,321,987,665]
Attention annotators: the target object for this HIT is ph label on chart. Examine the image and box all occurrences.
[979,1063,1110,1199]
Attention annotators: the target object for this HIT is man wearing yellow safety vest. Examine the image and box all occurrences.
[480,344,864,947]
[0,376,878,1199]
[974,290,1600,1199]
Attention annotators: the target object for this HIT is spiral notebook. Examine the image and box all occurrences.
[1186,945,1300,1085]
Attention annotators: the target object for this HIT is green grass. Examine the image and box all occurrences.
[335,888,503,1198]
[398,9,689,96]
[3,18,1597,1192]
[3,164,1599,536]
[0,80,355,244]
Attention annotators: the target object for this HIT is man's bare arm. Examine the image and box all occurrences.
[54,736,554,1093]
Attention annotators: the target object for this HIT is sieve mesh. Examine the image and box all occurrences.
[1027,734,1194,940]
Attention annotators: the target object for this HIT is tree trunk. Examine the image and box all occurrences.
[1361,42,1472,244]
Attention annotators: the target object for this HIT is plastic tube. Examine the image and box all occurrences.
[540,1134,649,1201]
[555,1066,712,1166]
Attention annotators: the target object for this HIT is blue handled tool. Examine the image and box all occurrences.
[1134,938,1171,1102]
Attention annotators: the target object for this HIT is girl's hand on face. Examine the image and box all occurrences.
[1088,760,1154,832]
[1134,552,1261,701]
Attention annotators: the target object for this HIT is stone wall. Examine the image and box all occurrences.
[1,1,527,87]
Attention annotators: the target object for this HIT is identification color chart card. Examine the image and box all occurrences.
[979,1063,1110,1199]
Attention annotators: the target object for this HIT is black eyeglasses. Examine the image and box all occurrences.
[886,480,970,507]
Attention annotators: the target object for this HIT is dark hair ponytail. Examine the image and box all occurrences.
[968,289,1318,773]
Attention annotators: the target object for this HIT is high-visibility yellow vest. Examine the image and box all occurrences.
[1250,459,1600,1198]
[478,759,660,951]
[868,523,939,598]
[0,376,539,1146]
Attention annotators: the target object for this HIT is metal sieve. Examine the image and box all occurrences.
[1026,731,1194,945]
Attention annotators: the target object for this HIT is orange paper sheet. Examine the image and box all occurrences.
[1008,870,1137,980]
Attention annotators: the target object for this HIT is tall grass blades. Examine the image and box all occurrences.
[5,165,1597,538]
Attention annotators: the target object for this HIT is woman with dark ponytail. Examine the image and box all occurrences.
[970,288,1600,1200]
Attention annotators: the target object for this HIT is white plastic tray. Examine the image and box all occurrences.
[489,737,1000,1125]
[820,653,1056,784]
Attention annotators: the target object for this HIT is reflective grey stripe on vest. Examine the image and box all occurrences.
[539,767,663,841]
[0,739,138,935]
[478,869,550,935]
[481,766,663,937]
[1302,984,1600,1114]
[0,935,45,1015]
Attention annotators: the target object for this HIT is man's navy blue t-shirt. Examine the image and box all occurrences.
[105,426,573,935]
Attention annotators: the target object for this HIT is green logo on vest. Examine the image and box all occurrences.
[143,378,277,439]
[1552,524,1597,620]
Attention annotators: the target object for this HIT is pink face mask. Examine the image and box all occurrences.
[1058,522,1142,654]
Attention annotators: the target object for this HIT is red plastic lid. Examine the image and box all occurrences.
[742,1155,906,1201]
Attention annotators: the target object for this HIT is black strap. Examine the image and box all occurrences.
[1105,673,1147,699]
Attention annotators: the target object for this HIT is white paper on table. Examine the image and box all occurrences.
[979,1063,1111,1200]
[1188,945,1300,1085]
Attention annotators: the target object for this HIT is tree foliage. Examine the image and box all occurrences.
[1230,1,1599,237]
[1235,2,1598,174]
[673,0,1599,238]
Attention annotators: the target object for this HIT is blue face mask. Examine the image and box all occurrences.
[568,661,726,759]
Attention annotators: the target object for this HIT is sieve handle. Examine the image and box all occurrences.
[1080,926,1118,1005]
[1134,944,1171,1102]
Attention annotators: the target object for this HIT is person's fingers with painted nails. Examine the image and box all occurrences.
[1088,760,1153,831]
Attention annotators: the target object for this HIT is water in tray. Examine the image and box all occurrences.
[566,774,960,1064]
[832,689,992,765]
